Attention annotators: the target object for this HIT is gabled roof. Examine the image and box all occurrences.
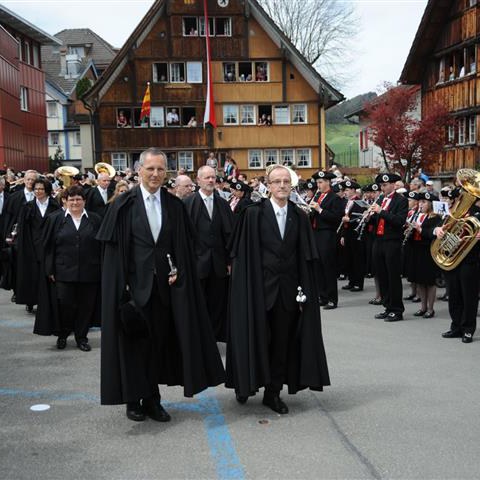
[43,60,97,97]
[85,0,343,108]
[400,0,453,84]
[0,4,61,45]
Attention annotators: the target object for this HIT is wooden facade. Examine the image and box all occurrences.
[86,0,343,178]
[400,0,480,177]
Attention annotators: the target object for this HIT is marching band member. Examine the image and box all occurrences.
[371,173,409,322]
[403,191,421,303]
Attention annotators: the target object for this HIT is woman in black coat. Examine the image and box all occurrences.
[36,185,102,351]
[15,179,60,312]
[408,192,442,318]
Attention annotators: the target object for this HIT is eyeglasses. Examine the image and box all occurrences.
[269,180,291,186]
[67,197,84,203]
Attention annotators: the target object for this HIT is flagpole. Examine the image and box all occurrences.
[203,0,216,128]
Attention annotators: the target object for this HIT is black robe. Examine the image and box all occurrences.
[226,199,330,396]
[96,187,225,404]
[15,198,60,306]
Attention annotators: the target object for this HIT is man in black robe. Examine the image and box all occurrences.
[96,147,224,423]
[183,165,233,341]
[226,165,330,414]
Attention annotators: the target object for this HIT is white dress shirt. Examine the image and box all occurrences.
[65,208,88,230]
[24,188,34,202]
[0,192,4,215]
[97,186,108,204]
[270,198,287,239]
[140,183,162,240]
[36,198,49,217]
[199,190,214,219]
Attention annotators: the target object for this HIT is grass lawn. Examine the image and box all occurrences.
[326,123,359,156]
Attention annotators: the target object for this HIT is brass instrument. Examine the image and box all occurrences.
[56,166,79,187]
[431,169,480,271]
[94,162,116,179]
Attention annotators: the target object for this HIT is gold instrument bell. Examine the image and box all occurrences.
[56,166,80,187]
[94,162,116,179]
[431,168,480,271]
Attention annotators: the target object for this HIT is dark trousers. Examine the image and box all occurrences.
[345,236,366,289]
[200,274,228,341]
[56,281,98,343]
[373,239,404,314]
[445,261,480,334]
[265,297,297,394]
[121,279,173,403]
[314,230,338,304]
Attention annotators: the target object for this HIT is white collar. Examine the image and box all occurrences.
[24,187,33,196]
[270,198,287,215]
[65,208,88,218]
[97,185,107,192]
[36,198,49,207]
[140,183,161,202]
[199,190,214,202]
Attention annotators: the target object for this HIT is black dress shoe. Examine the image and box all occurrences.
[441,330,462,338]
[384,312,403,322]
[323,302,337,310]
[423,310,435,318]
[11,294,16,303]
[263,394,288,414]
[462,333,473,343]
[414,309,427,317]
[441,295,449,302]
[338,274,347,281]
[126,402,146,422]
[56,338,66,350]
[365,273,373,278]
[369,298,383,305]
[411,296,421,303]
[350,286,363,292]
[342,284,353,290]
[77,342,91,352]
[319,300,328,307]
[143,398,171,422]
[374,311,388,319]
[235,394,248,404]
[403,294,416,300]
[26,305,34,314]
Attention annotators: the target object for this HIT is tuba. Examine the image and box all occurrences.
[431,169,480,271]
[56,166,79,187]
[94,162,116,179]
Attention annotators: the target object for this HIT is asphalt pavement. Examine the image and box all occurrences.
[1,280,479,480]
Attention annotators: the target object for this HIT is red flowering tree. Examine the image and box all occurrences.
[364,84,451,181]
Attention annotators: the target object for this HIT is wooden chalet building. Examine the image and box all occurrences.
[400,0,480,177]
[84,0,343,177]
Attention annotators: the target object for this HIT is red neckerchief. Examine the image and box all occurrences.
[376,191,395,236]
[413,213,427,241]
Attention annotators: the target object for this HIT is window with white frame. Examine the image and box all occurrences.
[49,132,59,145]
[292,104,307,124]
[265,150,278,166]
[215,17,232,36]
[223,105,239,125]
[186,62,202,83]
[111,152,128,170]
[199,17,215,36]
[32,44,40,68]
[183,17,198,36]
[153,63,168,82]
[447,124,455,144]
[274,105,290,124]
[16,37,23,61]
[178,151,194,171]
[73,131,81,145]
[281,149,295,166]
[248,150,263,169]
[296,148,311,167]
[68,46,85,57]
[170,63,185,83]
[458,117,466,145]
[469,115,476,143]
[150,107,165,127]
[47,101,57,117]
[20,87,28,111]
[24,41,30,64]
[240,105,255,125]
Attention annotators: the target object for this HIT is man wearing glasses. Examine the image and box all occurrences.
[226,165,330,414]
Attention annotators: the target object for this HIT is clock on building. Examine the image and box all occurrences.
[218,0,229,7]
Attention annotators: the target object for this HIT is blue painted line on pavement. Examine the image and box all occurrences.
[0,387,245,479]
[198,391,245,480]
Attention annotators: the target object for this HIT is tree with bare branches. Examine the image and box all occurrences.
[257,0,359,87]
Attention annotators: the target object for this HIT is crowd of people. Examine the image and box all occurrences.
[0,152,478,423]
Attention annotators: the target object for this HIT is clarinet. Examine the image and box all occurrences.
[356,197,383,241]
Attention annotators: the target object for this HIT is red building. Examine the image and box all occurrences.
[0,5,61,172]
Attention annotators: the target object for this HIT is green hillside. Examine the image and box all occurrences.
[326,124,359,156]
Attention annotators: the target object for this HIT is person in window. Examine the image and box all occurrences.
[258,114,268,126]
[189,27,197,36]
[117,110,130,128]
[470,56,476,73]
[187,116,198,128]
[266,115,272,126]
[256,66,267,81]
[448,66,455,81]
[225,71,235,82]
[239,74,245,82]
[206,152,218,170]
[459,65,465,77]
[246,74,253,82]
[166,109,180,126]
